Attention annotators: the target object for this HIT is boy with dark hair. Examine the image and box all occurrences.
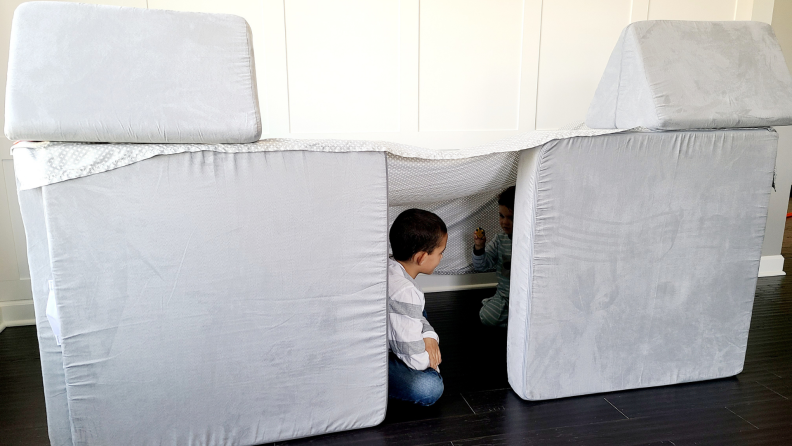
[473,186,515,327]
[388,208,447,406]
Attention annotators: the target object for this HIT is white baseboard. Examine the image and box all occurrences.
[416,272,497,293]
[758,255,786,277]
[0,299,36,334]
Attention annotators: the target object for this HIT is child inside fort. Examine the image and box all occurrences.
[387,208,447,406]
[473,186,515,328]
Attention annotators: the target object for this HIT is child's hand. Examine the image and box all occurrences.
[424,337,442,370]
[474,227,486,250]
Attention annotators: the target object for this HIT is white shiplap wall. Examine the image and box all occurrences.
[0,0,787,327]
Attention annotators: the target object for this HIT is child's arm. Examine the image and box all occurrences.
[388,288,437,371]
[424,337,441,370]
[472,230,499,271]
[421,318,441,370]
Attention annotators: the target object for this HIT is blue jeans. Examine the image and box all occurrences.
[388,353,444,406]
[387,310,443,406]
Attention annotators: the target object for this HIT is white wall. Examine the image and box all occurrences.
[760,0,792,275]
[0,0,790,317]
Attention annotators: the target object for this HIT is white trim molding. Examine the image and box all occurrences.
[758,254,786,277]
[416,272,497,293]
[0,299,35,334]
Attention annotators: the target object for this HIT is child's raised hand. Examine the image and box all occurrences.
[473,227,486,250]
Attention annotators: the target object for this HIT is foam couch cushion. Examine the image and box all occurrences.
[508,129,777,400]
[586,21,792,129]
[20,150,387,445]
[4,1,261,143]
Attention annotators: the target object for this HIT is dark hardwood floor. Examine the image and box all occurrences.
[2,200,791,445]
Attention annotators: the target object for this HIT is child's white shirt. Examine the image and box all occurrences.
[387,258,439,371]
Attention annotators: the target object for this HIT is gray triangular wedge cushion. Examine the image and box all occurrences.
[586,21,792,129]
[4,1,261,143]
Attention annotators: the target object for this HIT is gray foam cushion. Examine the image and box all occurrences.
[4,1,261,143]
[508,129,777,400]
[587,21,792,129]
[20,150,387,445]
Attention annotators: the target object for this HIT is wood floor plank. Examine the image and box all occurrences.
[603,375,785,418]
[459,387,626,422]
[667,428,792,446]
[277,395,625,445]
[383,392,474,424]
[726,398,792,429]
[737,368,792,399]
[0,326,47,445]
[450,407,755,446]
[1,424,50,446]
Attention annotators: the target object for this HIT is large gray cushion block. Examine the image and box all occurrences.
[17,150,388,445]
[508,129,777,400]
[4,1,261,143]
[586,21,792,129]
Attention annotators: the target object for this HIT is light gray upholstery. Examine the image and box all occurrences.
[4,1,261,143]
[508,129,778,400]
[17,150,388,445]
[586,21,792,129]
[16,187,74,446]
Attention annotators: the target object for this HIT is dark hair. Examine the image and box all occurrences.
[498,186,516,210]
[389,209,448,261]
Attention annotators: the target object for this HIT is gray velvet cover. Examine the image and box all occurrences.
[16,150,388,445]
[508,129,778,400]
[4,1,261,143]
[16,187,74,446]
[586,21,792,129]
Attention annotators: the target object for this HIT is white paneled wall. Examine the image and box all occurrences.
[419,0,525,131]
[0,0,788,317]
[285,0,401,133]
[647,0,738,20]
[535,0,632,129]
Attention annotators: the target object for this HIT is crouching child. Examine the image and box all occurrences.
[387,209,447,406]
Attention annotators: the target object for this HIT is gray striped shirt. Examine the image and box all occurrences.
[387,258,439,370]
[473,233,512,326]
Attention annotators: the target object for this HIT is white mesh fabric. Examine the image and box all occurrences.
[387,152,519,274]
[387,152,519,205]
[11,124,625,191]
